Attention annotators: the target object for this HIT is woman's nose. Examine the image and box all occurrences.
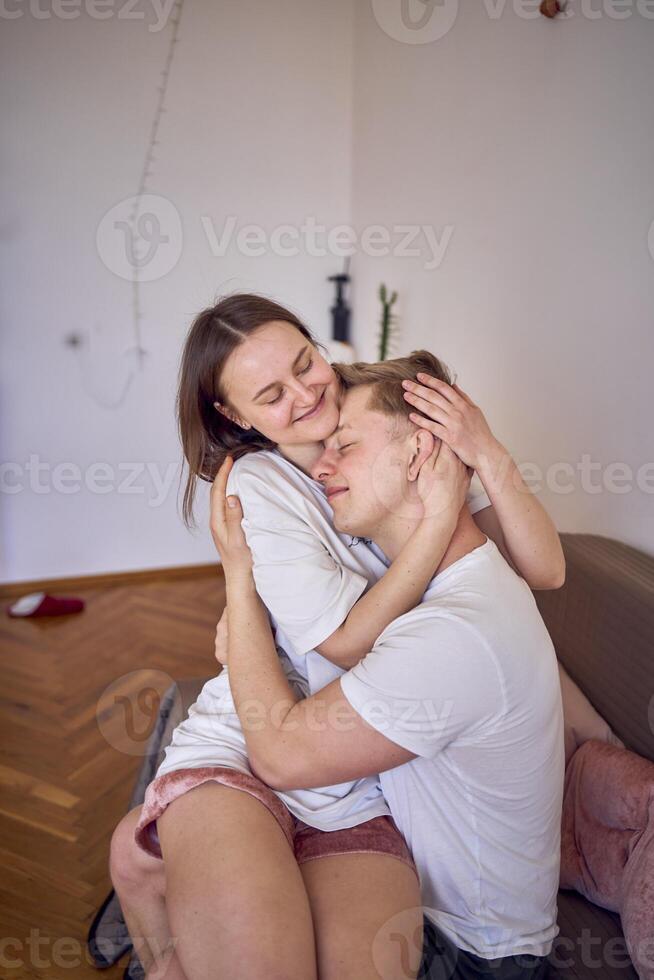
[290,377,314,401]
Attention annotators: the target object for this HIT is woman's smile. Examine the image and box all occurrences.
[294,389,326,423]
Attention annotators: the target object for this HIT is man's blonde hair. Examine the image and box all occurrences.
[332,350,452,424]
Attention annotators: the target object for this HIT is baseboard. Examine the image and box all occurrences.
[0,563,222,599]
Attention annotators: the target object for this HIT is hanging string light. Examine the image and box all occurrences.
[83,0,185,409]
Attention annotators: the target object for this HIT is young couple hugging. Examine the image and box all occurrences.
[110,293,565,980]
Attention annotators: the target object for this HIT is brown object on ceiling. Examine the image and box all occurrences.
[540,0,565,16]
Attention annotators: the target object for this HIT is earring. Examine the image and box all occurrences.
[213,401,252,431]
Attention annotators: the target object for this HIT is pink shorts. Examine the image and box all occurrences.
[135,766,417,874]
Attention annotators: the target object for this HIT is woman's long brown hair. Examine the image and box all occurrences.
[177,292,321,527]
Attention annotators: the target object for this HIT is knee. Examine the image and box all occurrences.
[109,807,162,894]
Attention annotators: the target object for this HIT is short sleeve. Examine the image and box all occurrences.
[466,474,490,516]
[227,458,368,656]
[340,618,502,757]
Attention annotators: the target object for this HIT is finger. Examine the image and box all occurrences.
[420,433,442,474]
[225,495,250,553]
[404,394,452,427]
[211,456,234,500]
[451,383,475,407]
[430,436,443,461]
[210,456,234,530]
[403,385,453,419]
[413,374,461,406]
[436,441,456,459]
[436,442,466,468]
[408,413,448,442]
[225,495,243,520]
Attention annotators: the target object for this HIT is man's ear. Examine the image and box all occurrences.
[406,428,436,483]
[213,401,251,431]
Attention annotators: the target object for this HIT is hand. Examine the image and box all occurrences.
[210,457,254,582]
[402,375,500,471]
[214,606,229,667]
[416,439,472,523]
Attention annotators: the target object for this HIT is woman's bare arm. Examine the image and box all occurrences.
[402,375,565,590]
[472,444,565,589]
[315,442,471,669]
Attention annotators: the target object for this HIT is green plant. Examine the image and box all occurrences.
[378,284,399,361]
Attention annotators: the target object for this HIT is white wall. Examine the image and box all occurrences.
[0,0,353,581]
[2,0,653,584]
[349,0,654,555]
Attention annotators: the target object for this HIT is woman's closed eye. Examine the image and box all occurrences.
[264,359,314,405]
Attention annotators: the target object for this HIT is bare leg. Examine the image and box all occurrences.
[109,806,186,979]
[157,782,317,980]
[301,853,424,980]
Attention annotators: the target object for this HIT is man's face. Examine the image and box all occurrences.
[311,386,421,538]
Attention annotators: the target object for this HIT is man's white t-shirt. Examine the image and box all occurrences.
[340,538,564,959]
[157,449,491,831]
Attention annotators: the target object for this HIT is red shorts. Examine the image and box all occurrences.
[135,766,417,875]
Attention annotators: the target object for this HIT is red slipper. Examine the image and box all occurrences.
[7,592,85,618]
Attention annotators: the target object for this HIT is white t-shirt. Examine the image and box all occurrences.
[340,538,564,959]
[157,449,491,831]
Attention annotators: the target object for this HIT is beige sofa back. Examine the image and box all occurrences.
[535,533,654,764]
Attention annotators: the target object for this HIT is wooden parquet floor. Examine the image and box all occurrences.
[0,571,224,979]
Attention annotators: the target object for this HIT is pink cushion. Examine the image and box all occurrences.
[560,739,654,979]
[558,663,624,765]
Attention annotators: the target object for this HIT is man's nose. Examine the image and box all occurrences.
[310,448,337,482]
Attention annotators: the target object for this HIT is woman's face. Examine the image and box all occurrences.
[219,320,341,447]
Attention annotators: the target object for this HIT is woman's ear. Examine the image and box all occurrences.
[407,428,436,483]
[213,401,251,431]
